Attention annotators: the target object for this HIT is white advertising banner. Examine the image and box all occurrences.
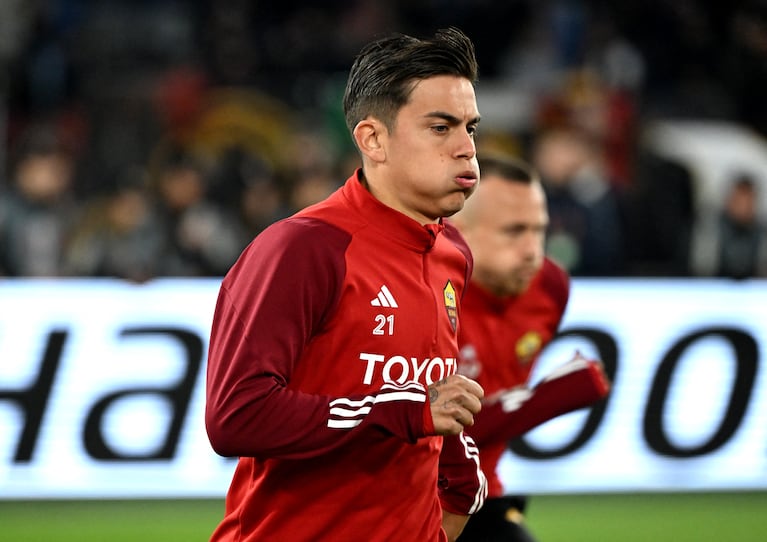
[1,278,766,498]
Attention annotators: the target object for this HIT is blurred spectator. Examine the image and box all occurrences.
[690,173,767,279]
[622,148,695,276]
[531,125,627,276]
[281,127,344,213]
[238,172,290,239]
[211,146,291,242]
[0,123,80,276]
[151,148,243,276]
[720,1,767,138]
[606,1,733,121]
[63,168,165,281]
[288,168,341,213]
[534,62,641,188]
[2,2,766,279]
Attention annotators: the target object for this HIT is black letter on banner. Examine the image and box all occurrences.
[83,327,203,461]
[1,330,67,462]
[643,327,757,457]
[509,328,617,459]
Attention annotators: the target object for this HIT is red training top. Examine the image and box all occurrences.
[458,258,569,497]
[206,171,486,542]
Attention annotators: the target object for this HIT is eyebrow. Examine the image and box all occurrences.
[425,111,482,125]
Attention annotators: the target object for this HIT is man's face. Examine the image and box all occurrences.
[378,75,480,224]
[458,175,548,297]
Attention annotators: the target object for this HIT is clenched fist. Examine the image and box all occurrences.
[428,374,484,435]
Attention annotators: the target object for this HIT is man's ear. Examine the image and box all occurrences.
[352,118,387,163]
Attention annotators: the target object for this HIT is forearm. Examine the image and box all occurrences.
[206,373,338,459]
[206,374,432,459]
[468,355,611,446]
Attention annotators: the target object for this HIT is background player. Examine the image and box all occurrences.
[450,154,610,541]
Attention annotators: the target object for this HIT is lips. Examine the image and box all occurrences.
[455,170,478,189]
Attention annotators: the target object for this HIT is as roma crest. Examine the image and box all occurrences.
[515,331,542,365]
[443,280,458,332]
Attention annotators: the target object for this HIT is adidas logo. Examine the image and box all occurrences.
[370,285,398,308]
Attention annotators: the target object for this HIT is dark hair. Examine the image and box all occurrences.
[479,154,540,185]
[9,123,67,175]
[342,27,478,134]
[731,172,756,192]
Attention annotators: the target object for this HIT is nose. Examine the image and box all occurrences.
[454,130,476,160]
[521,230,544,260]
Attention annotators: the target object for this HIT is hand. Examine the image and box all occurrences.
[428,374,484,435]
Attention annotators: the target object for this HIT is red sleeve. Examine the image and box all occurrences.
[466,355,611,445]
[438,432,487,515]
[205,218,429,459]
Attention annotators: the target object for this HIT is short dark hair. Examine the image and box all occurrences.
[342,27,478,134]
[479,154,540,185]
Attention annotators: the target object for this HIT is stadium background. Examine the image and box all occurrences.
[2,1,767,540]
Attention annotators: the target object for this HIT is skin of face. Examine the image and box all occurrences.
[353,75,481,225]
[454,173,549,297]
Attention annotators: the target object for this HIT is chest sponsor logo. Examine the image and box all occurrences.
[359,352,457,385]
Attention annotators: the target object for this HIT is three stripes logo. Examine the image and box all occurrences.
[370,285,398,308]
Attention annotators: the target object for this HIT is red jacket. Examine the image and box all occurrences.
[459,258,569,497]
[206,171,486,541]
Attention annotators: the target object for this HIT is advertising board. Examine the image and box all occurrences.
[1,278,765,498]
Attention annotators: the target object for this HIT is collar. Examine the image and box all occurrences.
[342,169,444,252]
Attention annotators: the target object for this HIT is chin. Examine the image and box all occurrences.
[442,207,461,218]
[504,280,529,296]
[442,195,468,217]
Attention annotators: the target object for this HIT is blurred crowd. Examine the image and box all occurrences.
[1,0,766,281]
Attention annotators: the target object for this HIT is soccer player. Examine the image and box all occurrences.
[205,28,487,542]
[450,155,610,541]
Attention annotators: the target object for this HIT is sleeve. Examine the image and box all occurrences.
[466,353,611,446]
[438,432,487,515]
[205,218,430,460]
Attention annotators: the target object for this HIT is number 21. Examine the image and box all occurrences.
[373,314,395,336]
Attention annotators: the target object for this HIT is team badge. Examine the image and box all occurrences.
[443,280,457,332]
[515,331,542,365]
